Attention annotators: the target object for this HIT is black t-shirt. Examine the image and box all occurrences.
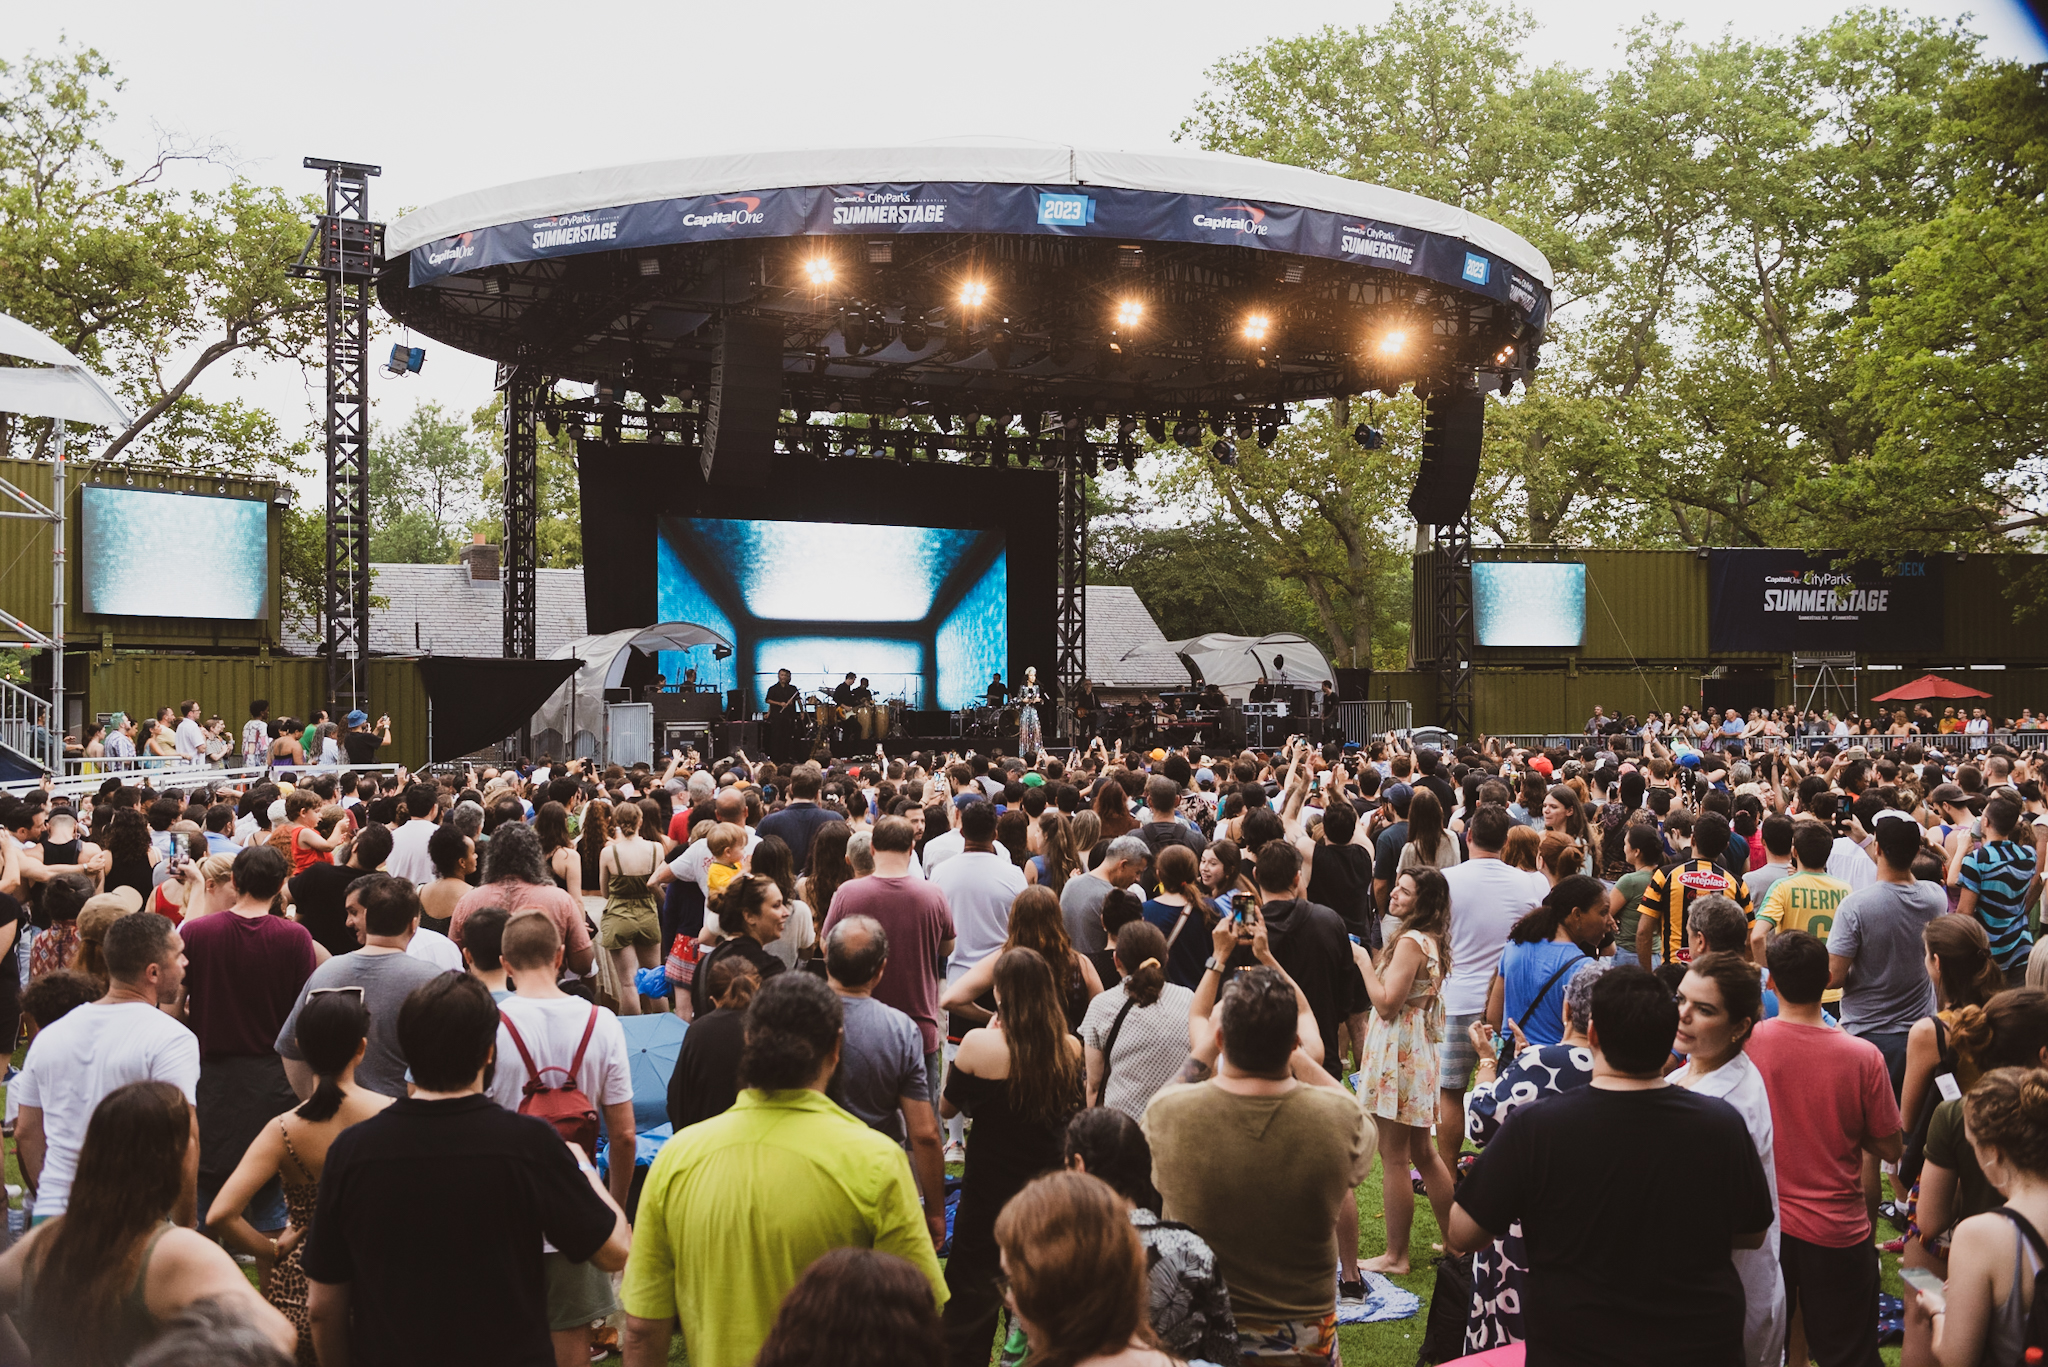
[1456,1084,1774,1367]
[1415,774,1457,817]
[689,933,786,1019]
[1307,843,1374,940]
[764,683,799,726]
[342,729,382,766]
[300,1095,614,1367]
[290,862,366,957]
[1231,897,1367,1078]
[667,1004,747,1131]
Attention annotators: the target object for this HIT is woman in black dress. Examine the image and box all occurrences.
[940,946,1084,1367]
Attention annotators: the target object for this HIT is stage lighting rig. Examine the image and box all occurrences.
[1353,423,1385,450]
[1116,416,1138,441]
[1210,438,1237,466]
[987,328,1012,369]
[1144,416,1166,444]
[1242,313,1271,344]
[1116,300,1143,328]
[900,314,930,351]
[1257,419,1279,449]
[804,258,836,286]
[1378,329,1408,356]
[959,280,989,309]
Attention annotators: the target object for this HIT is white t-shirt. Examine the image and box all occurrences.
[766,897,818,970]
[15,1002,200,1218]
[1828,836,1878,893]
[407,927,464,972]
[489,994,634,1249]
[175,717,206,763]
[667,831,763,900]
[1674,1052,1784,1367]
[920,828,966,877]
[387,819,441,887]
[1440,856,1549,1017]
[933,850,1025,976]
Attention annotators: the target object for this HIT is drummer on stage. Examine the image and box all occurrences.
[764,667,802,761]
[986,672,1008,707]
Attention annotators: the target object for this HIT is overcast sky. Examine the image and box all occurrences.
[19,0,2046,465]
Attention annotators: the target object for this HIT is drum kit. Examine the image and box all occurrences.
[958,704,1018,742]
[808,695,902,745]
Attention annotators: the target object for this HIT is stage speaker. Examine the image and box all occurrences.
[701,315,785,487]
[1407,385,1486,525]
[716,720,760,755]
[602,688,632,704]
[1333,668,1371,701]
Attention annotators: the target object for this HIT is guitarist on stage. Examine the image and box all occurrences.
[764,667,802,762]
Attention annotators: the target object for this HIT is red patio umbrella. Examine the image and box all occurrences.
[1869,673,1993,702]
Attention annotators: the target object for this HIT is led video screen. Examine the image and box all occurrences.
[80,486,270,620]
[1472,561,1586,648]
[657,516,1006,710]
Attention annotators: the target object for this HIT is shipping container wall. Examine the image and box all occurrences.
[83,654,431,769]
[0,457,283,650]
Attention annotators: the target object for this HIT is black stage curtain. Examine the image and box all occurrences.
[419,657,581,762]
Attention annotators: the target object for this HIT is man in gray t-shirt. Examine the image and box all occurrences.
[1060,837,1148,955]
[1827,819,1944,1091]
[276,876,453,1099]
[824,915,946,1249]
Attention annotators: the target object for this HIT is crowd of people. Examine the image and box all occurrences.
[0,707,2044,1367]
[1579,702,2040,750]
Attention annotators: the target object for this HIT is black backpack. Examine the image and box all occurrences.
[1994,1208,2048,1363]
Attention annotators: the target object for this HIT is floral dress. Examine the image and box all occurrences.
[1359,930,1444,1127]
[1462,1042,1595,1353]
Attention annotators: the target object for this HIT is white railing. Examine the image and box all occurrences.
[4,761,409,800]
[0,677,53,773]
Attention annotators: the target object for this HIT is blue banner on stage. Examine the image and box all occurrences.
[407,181,1548,325]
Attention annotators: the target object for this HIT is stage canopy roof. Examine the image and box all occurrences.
[0,312,134,429]
[532,621,731,742]
[379,141,1553,419]
[1121,631,1334,695]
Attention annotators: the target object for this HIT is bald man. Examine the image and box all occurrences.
[650,787,761,902]
[826,916,946,1249]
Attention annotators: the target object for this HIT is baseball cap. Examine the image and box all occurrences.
[1021,772,1046,787]
[346,710,368,727]
[1195,766,1215,787]
[1527,756,1553,777]
[1148,748,1167,763]
[953,792,984,809]
[1928,783,1970,808]
[1383,782,1413,814]
[1677,752,1702,769]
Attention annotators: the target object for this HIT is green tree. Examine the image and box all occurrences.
[368,402,488,563]
[466,395,582,567]
[0,47,323,469]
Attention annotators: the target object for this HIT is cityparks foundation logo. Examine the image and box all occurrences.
[423,232,477,267]
[1192,203,1268,236]
[530,212,621,251]
[680,196,766,228]
[829,188,948,226]
[1340,224,1415,265]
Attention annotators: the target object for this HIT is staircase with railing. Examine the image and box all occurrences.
[0,677,53,778]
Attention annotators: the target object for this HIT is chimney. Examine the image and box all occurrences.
[459,532,501,581]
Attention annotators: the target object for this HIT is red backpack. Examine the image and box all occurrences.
[498,1005,602,1156]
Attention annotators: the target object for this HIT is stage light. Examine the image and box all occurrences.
[842,308,871,355]
[901,316,930,351]
[1210,438,1237,466]
[1354,423,1385,450]
[1499,372,1515,395]
[1494,343,1516,365]
[892,401,911,419]
[1257,421,1278,449]
[384,344,424,376]
[1117,416,1138,441]
[962,406,981,431]
[1082,451,1099,476]
[1116,300,1143,328]
[1117,245,1144,270]
[639,257,661,277]
[959,280,989,309]
[1283,262,1305,284]
[1242,313,1271,343]
[1172,420,1200,448]
[867,241,893,265]
[804,258,836,286]
[1060,414,1085,439]
[544,415,561,440]
[1378,329,1407,356]
[988,328,1012,369]
[1145,416,1166,444]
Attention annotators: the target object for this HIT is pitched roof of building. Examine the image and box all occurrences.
[280,564,587,658]
[1085,585,1190,689]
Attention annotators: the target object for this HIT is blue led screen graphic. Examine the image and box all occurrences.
[1472,562,1587,648]
[657,516,1005,710]
[81,486,269,620]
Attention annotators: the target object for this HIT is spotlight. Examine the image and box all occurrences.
[842,308,871,354]
[1061,414,1085,438]
[961,406,981,432]
[959,280,989,309]
[1144,416,1166,444]
[1499,372,1515,396]
[1117,416,1138,441]
[1257,421,1278,449]
[867,240,893,265]
[638,257,661,277]
[1082,451,1100,477]
[1354,424,1385,450]
[1117,245,1144,270]
[544,415,561,439]
[1172,420,1200,448]
[384,344,424,376]
[1378,330,1407,356]
[1242,313,1271,344]
[1494,343,1516,365]
[1116,300,1143,328]
[892,401,911,419]
[804,258,835,286]
[1210,438,1237,466]
[900,316,930,351]
[1022,411,1042,438]
[988,328,1012,369]
[1282,262,1305,284]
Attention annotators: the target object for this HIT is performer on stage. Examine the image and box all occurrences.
[832,672,859,708]
[986,672,1008,706]
[764,668,802,761]
[1016,667,1044,756]
[852,677,873,705]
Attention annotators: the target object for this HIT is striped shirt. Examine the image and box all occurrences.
[1640,858,1753,962]
[1961,839,2039,969]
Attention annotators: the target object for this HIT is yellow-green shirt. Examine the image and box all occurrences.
[1760,871,1852,1003]
[619,1087,945,1366]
